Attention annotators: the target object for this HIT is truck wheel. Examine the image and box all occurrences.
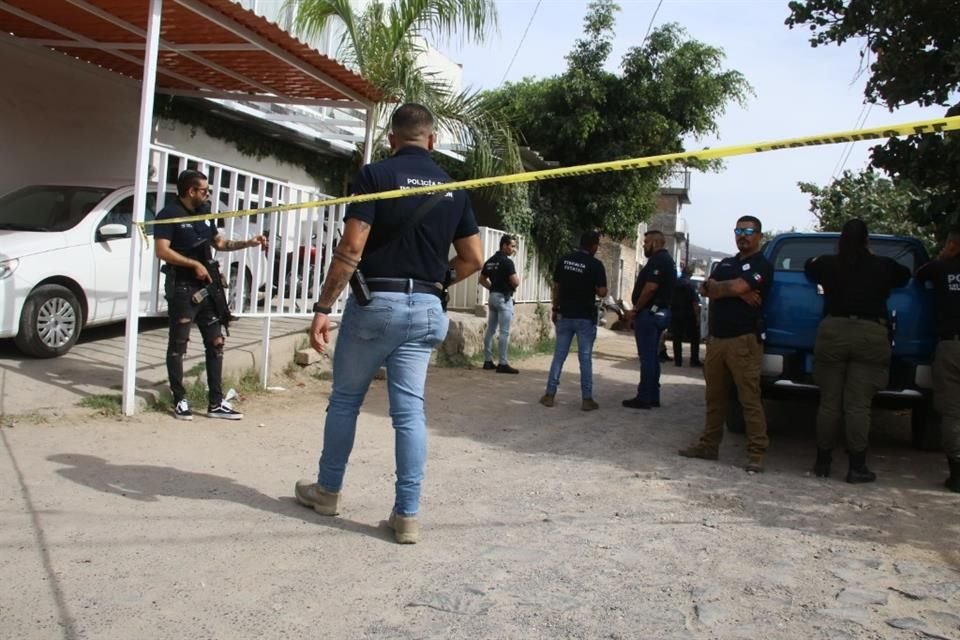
[911,402,942,451]
[726,392,746,433]
[14,284,83,358]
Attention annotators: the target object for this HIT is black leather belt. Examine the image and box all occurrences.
[828,313,886,325]
[366,277,444,299]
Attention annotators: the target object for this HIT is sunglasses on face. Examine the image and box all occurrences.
[734,228,758,236]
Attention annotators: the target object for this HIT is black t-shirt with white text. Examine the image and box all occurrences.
[915,255,960,337]
[154,198,218,285]
[553,249,607,321]
[710,253,774,338]
[346,146,479,284]
[481,251,517,296]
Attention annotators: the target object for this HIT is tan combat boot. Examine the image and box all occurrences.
[294,480,341,516]
[387,511,420,544]
[581,398,599,412]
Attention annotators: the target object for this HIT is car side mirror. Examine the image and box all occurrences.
[98,223,129,240]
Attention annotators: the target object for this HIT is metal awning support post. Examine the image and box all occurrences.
[121,0,163,417]
[362,104,377,164]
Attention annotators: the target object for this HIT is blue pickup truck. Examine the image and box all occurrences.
[727,232,938,447]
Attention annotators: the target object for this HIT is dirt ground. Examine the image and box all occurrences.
[1,330,958,640]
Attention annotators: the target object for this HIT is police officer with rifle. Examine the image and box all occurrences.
[155,170,267,421]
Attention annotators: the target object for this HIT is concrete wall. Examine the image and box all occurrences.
[0,34,328,196]
[440,302,553,362]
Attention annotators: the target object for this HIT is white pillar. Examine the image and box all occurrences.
[122,0,164,417]
[362,104,377,164]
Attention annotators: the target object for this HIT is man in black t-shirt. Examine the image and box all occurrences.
[915,225,960,493]
[540,231,608,411]
[624,230,676,409]
[155,170,266,422]
[679,215,773,473]
[295,104,483,544]
[670,265,702,367]
[479,234,520,373]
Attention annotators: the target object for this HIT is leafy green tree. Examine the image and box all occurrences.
[484,0,751,261]
[786,0,960,237]
[293,0,528,218]
[799,169,936,249]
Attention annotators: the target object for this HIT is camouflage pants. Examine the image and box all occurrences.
[933,340,960,460]
[813,316,890,452]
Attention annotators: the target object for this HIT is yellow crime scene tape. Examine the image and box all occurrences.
[142,115,960,230]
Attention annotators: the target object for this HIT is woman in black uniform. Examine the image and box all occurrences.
[804,218,911,483]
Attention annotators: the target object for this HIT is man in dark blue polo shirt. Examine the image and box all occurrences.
[679,215,773,473]
[154,170,266,421]
[480,234,520,373]
[623,230,676,409]
[540,231,608,411]
[294,104,483,544]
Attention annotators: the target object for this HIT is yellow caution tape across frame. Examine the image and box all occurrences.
[142,115,960,229]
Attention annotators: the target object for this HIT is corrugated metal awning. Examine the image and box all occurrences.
[0,0,381,107]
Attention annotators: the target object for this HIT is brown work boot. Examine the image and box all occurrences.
[744,455,765,474]
[678,443,719,460]
[387,511,420,544]
[539,393,555,407]
[294,480,341,516]
[581,398,599,412]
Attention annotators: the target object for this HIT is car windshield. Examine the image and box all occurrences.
[771,237,923,272]
[0,185,113,232]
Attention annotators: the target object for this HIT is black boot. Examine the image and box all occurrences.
[946,458,960,493]
[813,448,832,478]
[846,451,877,484]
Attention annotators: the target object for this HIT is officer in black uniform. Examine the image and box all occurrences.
[623,230,676,409]
[294,104,483,544]
[679,215,773,472]
[804,218,910,483]
[540,231,608,411]
[479,234,521,373]
[670,265,702,367]
[154,170,266,421]
[915,224,960,492]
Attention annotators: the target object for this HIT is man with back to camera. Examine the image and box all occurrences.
[479,234,521,374]
[154,170,267,421]
[670,264,703,367]
[294,103,483,544]
[678,215,773,473]
[623,230,676,410]
[539,231,608,411]
[915,224,960,493]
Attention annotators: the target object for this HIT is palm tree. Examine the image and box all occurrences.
[291,0,527,219]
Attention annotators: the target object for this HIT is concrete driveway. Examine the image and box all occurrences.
[0,316,309,416]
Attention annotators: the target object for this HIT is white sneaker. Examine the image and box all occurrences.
[207,400,243,420]
[173,399,193,421]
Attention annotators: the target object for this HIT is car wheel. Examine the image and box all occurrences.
[14,284,83,358]
[228,263,253,313]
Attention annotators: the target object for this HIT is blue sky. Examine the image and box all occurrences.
[442,0,949,251]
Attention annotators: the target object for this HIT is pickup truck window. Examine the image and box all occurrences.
[771,238,920,272]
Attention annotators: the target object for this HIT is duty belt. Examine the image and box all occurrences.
[366,277,444,299]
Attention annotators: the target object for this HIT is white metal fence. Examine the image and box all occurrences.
[446,227,553,310]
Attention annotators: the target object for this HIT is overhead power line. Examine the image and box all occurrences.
[642,0,666,44]
[500,0,543,85]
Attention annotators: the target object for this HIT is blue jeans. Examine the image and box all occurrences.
[483,292,514,364]
[634,309,671,403]
[316,292,449,516]
[546,317,597,399]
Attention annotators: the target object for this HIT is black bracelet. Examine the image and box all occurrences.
[313,302,333,314]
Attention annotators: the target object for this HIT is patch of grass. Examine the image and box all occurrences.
[311,370,333,381]
[146,366,263,412]
[78,394,122,416]
[185,362,206,377]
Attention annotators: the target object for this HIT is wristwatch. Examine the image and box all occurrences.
[312,302,333,315]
